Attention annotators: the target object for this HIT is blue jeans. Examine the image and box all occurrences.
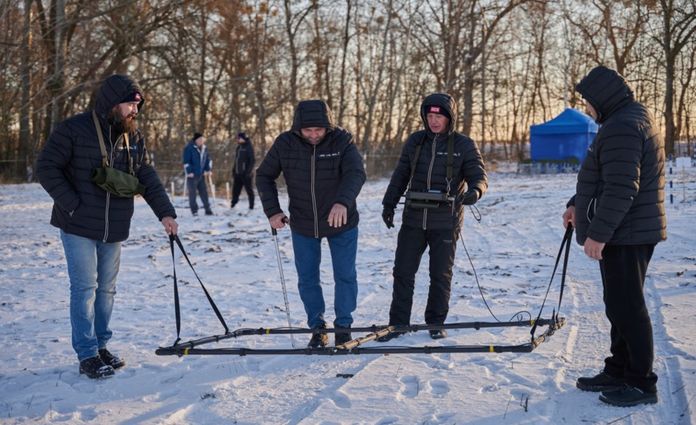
[60,231,121,361]
[291,227,358,329]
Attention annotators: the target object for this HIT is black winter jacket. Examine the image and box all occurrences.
[571,66,666,245]
[233,141,255,176]
[256,100,366,238]
[382,93,487,230]
[37,74,176,243]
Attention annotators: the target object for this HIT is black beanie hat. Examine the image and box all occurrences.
[424,104,451,120]
[193,132,203,141]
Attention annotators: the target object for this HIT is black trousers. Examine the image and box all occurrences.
[600,243,657,392]
[231,173,254,208]
[388,224,458,326]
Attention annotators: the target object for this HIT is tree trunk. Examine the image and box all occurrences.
[337,0,352,124]
[20,0,32,177]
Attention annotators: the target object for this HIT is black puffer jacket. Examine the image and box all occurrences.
[37,74,176,243]
[233,140,255,176]
[256,100,366,238]
[382,93,487,230]
[571,66,666,245]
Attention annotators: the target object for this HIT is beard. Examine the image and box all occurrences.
[108,108,138,134]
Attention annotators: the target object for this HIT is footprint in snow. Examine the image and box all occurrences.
[331,390,352,409]
[427,379,449,397]
[376,416,400,425]
[397,375,419,399]
[77,406,98,421]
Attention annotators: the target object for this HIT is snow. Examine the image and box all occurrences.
[1,167,695,424]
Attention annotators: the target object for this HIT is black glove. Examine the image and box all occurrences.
[382,207,395,229]
[459,188,480,206]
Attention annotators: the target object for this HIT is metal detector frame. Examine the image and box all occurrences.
[155,316,566,356]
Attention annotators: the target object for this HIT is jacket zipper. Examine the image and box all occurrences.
[422,135,438,230]
[311,145,319,237]
[103,130,117,242]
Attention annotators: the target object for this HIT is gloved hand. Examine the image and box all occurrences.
[459,188,480,206]
[382,207,395,229]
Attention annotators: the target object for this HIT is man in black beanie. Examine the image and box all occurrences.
[379,93,487,341]
[230,132,255,210]
[256,100,366,348]
[563,65,666,407]
[37,74,178,379]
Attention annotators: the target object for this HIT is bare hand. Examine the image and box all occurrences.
[205,171,212,177]
[161,216,178,235]
[186,173,194,178]
[563,206,576,229]
[583,237,605,260]
[269,213,288,230]
[327,203,348,228]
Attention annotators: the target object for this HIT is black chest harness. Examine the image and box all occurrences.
[404,133,455,209]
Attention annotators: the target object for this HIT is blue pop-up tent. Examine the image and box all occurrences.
[530,108,598,163]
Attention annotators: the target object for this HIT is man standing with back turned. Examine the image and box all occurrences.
[563,65,666,407]
[37,74,178,379]
[256,100,366,348]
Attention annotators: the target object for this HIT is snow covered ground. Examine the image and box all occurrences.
[1,165,695,425]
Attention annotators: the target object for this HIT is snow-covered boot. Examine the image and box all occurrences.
[79,356,115,379]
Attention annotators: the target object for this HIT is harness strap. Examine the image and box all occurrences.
[407,132,455,194]
[406,134,426,192]
[169,234,230,346]
[91,110,134,173]
[530,225,574,338]
[92,111,109,168]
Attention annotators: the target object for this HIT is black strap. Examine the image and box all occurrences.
[92,110,134,174]
[169,234,230,346]
[530,225,574,338]
[407,134,426,191]
[407,133,454,193]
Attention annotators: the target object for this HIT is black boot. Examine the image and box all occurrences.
[99,348,125,370]
[429,329,448,340]
[576,371,624,392]
[599,385,658,407]
[335,326,352,346]
[308,325,328,348]
[79,356,115,379]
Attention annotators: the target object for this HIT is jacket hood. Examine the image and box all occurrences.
[575,66,633,123]
[94,74,145,118]
[291,100,335,133]
[420,93,457,134]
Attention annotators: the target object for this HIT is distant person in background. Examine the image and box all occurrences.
[37,74,178,379]
[183,132,213,216]
[256,100,366,348]
[563,65,666,407]
[230,132,255,210]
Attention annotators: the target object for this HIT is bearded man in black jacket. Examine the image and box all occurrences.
[563,66,666,407]
[38,75,178,379]
[379,93,487,341]
[256,100,366,348]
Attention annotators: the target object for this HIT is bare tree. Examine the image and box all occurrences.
[655,0,696,155]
